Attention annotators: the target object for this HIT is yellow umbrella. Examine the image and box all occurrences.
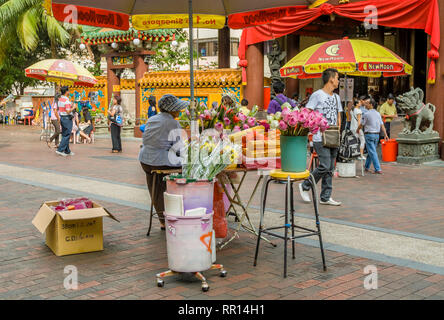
[25,59,97,87]
[280,38,412,79]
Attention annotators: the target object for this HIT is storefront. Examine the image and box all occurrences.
[239,0,443,158]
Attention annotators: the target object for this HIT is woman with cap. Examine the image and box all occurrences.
[139,94,188,230]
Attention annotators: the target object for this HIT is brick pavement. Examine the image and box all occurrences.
[0,125,443,300]
[0,178,444,300]
[0,126,443,239]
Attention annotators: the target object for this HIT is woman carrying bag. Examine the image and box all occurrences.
[108,95,123,153]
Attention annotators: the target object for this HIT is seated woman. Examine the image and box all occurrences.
[78,107,93,143]
[139,94,188,230]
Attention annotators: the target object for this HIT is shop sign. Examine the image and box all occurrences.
[133,14,226,30]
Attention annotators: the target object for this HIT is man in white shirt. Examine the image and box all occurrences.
[299,68,343,206]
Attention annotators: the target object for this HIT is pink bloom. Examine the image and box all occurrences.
[247,117,256,127]
[259,120,270,131]
[233,125,241,133]
[186,109,190,116]
[281,108,291,122]
[279,120,288,131]
[224,117,231,126]
[238,113,247,122]
[288,115,298,127]
[215,122,224,131]
[243,124,250,130]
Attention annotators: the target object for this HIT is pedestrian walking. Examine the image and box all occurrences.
[55,86,75,157]
[109,95,123,153]
[71,109,80,144]
[47,99,60,148]
[299,68,343,206]
[350,99,366,160]
[267,82,296,114]
[379,93,398,138]
[139,94,188,230]
[357,98,389,174]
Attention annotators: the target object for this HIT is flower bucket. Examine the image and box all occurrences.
[166,176,215,214]
[280,135,308,172]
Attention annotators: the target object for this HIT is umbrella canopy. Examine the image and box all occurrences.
[51,0,308,16]
[25,59,98,87]
[280,38,413,79]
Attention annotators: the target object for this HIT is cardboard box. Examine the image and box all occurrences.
[32,200,119,256]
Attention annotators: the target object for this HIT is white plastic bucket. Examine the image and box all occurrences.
[165,212,214,272]
[337,162,356,178]
[166,177,214,214]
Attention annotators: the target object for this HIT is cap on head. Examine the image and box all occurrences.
[158,94,189,112]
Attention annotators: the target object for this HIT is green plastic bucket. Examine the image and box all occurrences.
[280,135,308,172]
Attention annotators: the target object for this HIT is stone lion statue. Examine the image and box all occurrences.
[396,87,437,135]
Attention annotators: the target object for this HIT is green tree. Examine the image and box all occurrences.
[150,29,194,71]
[0,32,68,95]
[0,0,70,65]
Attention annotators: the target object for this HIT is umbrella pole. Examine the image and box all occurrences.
[188,0,198,138]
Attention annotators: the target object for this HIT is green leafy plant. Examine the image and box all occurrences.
[150,29,197,71]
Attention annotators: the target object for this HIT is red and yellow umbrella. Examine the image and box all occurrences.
[25,59,97,87]
[280,38,413,79]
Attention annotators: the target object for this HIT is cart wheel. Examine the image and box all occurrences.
[220,270,227,277]
[157,279,164,287]
[202,285,209,292]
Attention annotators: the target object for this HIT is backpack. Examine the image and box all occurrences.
[338,129,361,160]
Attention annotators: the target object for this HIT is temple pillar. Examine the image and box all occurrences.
[244,42,264,110]
[369,26,385,97]
[133,53,149,137]
[106,56,120,114]
[285,34,300,99]
[134,54,148,125]
[426,1,444,159]
[218,26,230,68]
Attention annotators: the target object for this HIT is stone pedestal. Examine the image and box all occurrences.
[94,125,134,138]
[396,133,440,164]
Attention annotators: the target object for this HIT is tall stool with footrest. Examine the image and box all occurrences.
[253,169,327,278]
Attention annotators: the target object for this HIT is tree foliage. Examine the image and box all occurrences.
[0,0,70,65]
[0,32,69,95]
[149,29,194,71]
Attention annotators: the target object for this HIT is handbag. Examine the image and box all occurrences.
[322,125,341,148]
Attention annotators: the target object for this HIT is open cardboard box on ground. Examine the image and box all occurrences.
[32,200,119,256]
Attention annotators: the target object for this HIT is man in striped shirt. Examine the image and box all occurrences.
[56,86,75,157]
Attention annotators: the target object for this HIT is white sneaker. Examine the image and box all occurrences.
[299,183,311,203]
[358,155,366,160]
[68,152,75,156]
[55,151,67,157]
[320,198,342,206]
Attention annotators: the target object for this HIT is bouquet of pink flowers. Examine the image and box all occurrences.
[267,107,329,136]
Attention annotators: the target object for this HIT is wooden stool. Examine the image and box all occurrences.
[253,169,327,278]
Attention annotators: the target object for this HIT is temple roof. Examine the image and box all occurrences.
[80,27,175,45]
[139,69,242,88]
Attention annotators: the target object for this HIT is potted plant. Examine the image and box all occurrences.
[268,107,329,172]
